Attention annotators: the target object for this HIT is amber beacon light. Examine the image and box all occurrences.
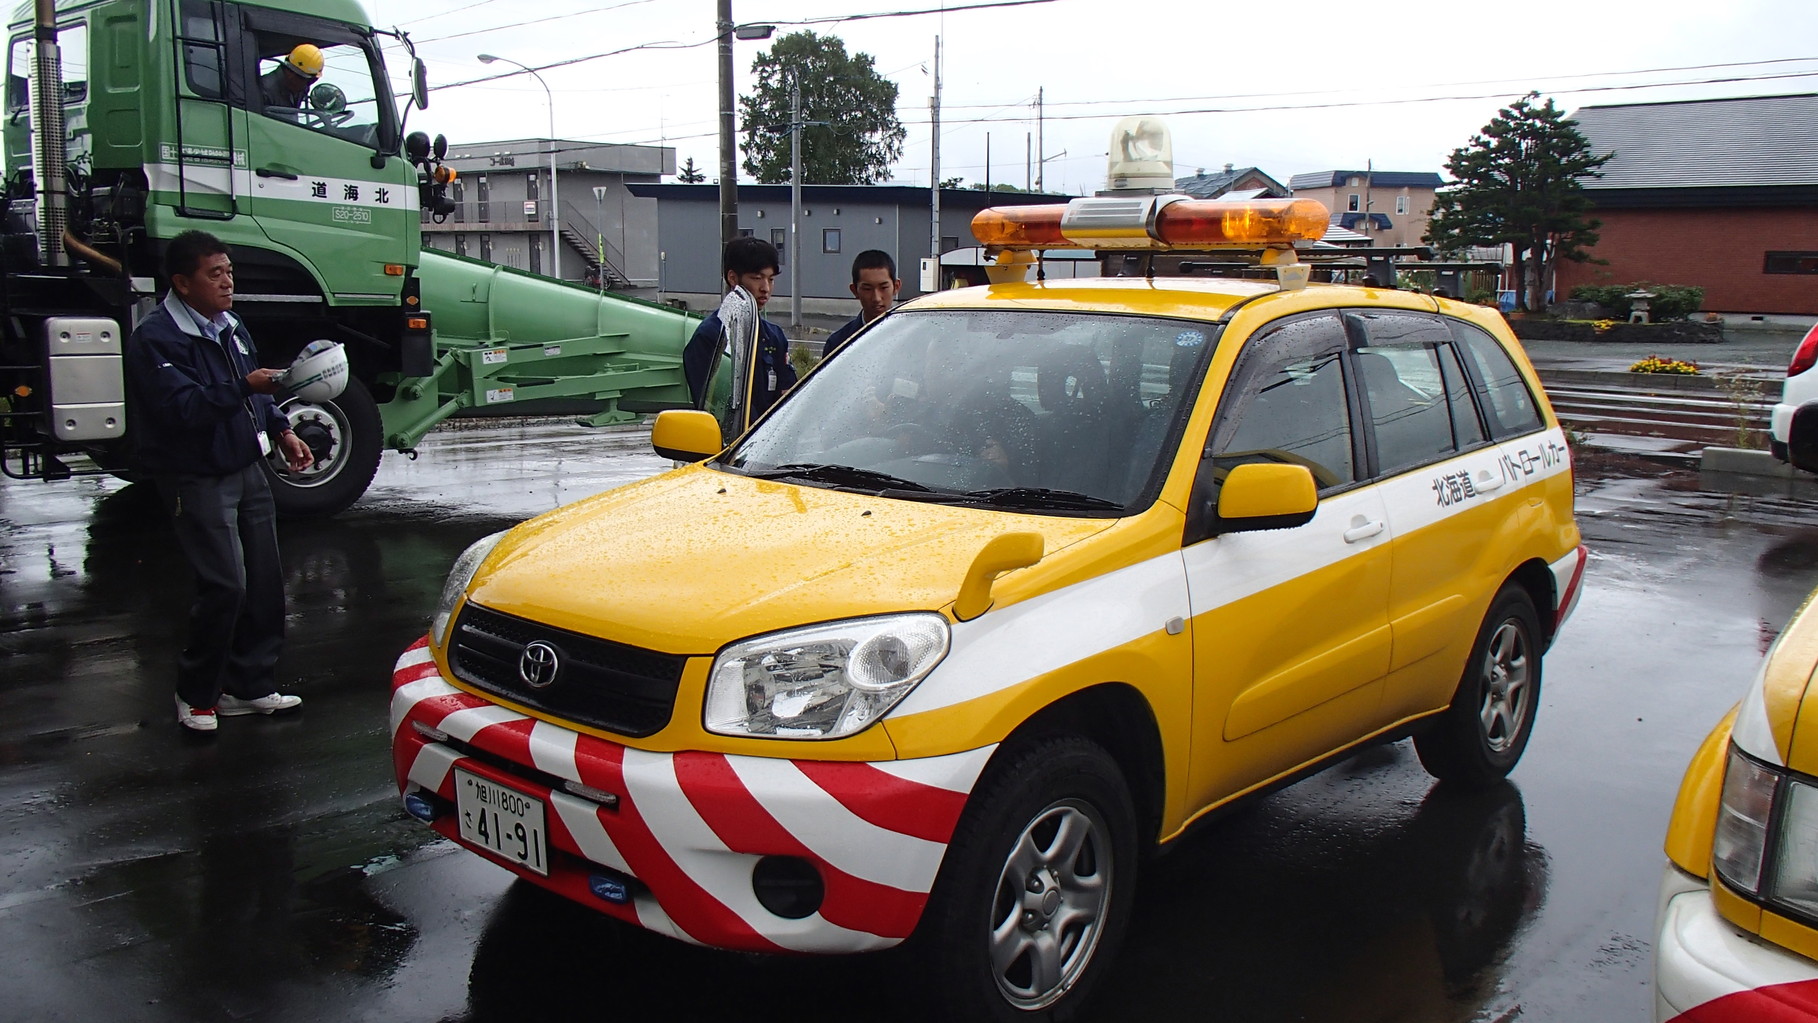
[972,196,1331,251]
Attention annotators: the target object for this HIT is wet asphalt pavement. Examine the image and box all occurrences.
[6,421,1818,1022]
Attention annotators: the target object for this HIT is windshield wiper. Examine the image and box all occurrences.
[745,463,936,493]
[963,487,1123,511]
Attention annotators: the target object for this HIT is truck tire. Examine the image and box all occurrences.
[1414,584,1542,788]
[264,376,382,518]
[912,735,1137,1022]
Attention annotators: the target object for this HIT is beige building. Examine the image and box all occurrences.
[1288,170,1443,248]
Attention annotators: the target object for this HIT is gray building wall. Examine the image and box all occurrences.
[422,139,673,289]
[633,184,1070,311]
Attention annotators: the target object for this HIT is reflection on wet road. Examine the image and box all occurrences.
[4,427,1818,1022]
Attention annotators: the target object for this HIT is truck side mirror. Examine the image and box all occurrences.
[412,59,429,110]
[405,131,431,164]
[433,134,448,160]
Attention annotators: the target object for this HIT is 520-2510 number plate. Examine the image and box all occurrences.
[454,767,548,876]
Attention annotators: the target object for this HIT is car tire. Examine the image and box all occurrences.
[1414,584,1542,788]
[912,734,1137,1022]
[263,376,383,518]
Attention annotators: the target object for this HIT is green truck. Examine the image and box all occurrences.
[1,0,703,516]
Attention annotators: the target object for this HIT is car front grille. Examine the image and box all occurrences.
[447,603,687,738]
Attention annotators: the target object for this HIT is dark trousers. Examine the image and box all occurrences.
[156,463,285,708]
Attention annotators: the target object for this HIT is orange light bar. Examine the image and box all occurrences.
[971,196,1331,251]
[1154,198,1329,247]
[972,205,1069,248]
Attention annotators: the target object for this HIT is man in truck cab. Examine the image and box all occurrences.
[260,43,323,110]
[124,231,313,734]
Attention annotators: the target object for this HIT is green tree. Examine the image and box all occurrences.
[677,156,706,183]
[1425,93,1613,312]
[739,31,906,185]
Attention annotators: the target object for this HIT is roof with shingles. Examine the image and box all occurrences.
[1566,94,1818,189]
[1287,170,1443,190]
[1172,167,1291,198]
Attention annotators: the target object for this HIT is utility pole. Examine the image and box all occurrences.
[1025,132,1031,192]
[790,78,802,330]
[716,0,737,250]
[1034,86,1043,192]
[985,131,991,194]
[929,35,941,261]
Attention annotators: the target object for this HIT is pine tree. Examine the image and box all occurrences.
[1425,93,1613,312]
[677,157,706,183]
[738,32,905,185]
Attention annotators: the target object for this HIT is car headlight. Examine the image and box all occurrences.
[703,614,950,739]
[431,530,507,649]
[1713,743,1818,921]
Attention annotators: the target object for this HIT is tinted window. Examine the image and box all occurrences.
[1357,345,1455,474]
[180,0,224,99]
[1208,313,1354,491]
[1449,320,1544,438]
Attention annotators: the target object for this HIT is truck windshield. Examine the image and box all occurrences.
[723,310,1218,515]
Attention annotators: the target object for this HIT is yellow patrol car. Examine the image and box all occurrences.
[1656,586,1818,1021]
[390,193,1585,1021]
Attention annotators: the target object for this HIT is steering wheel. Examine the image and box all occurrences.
[301,107,356,129]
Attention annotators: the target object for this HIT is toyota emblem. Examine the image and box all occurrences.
[518,640,560,689]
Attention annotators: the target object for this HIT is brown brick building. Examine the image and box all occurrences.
[1555,94,1818,316]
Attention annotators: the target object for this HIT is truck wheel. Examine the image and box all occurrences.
[264,376,382,518]
[914,735,1137,1022]
[1415,584,1542,788]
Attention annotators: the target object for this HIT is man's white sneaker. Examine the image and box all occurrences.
[176,696,219,732]
[217,692,303,716]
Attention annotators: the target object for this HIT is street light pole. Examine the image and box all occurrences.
[479,53,560,281]
[717,0,737,251]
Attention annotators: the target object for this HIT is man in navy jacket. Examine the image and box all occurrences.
[682,236,796,423]
[124,230,314,733]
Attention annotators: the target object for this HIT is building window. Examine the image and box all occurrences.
[1347,193,1360,212]
[526,172,539,222]
[476,175,490,222]
[738,228,754,237]
[771,227,787,261]
[454,233,467,257]
[479,234,492,262]
[451,180,465,223]
[529,233,542,275]
[1396,195,1409,215]
[941,235,959,253]
[822,228,841,253]
[1765,251,1818,275]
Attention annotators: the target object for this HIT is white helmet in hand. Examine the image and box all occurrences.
[280,339,349,402]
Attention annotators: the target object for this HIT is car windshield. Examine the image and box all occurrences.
[723,309,1218,515]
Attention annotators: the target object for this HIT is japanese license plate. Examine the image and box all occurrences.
[454,768,549,876]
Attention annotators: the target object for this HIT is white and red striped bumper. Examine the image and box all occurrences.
[1655,864,1818,1022]
[389,638,994,953]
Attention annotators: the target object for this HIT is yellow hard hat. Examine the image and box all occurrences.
[281,43,325,80]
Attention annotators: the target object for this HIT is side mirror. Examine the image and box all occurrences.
[651,410,724,462]
[433,133,448,160]
[412,58,429,110]
[405,130,431,164]
[1214,463,1318,533]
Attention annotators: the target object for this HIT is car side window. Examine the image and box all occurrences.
[1450,320,1545,438]
[1356,344,1457,474]
[1207,313,1355,491]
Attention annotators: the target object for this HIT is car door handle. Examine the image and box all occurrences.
[1474,470,1505,492]
[255,166,300,180]
[1343,518,1385,543]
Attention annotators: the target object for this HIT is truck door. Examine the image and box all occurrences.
[234,7,408,300]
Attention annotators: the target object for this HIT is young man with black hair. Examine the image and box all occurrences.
[820,248,901,364]
[123,230,312,733]
[682,236,797,419]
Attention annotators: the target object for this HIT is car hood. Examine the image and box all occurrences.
[1738,591,1818,771]
[463,464,1116,654]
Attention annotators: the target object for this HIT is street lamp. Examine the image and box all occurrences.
[715,3,775,250]
[478,53,561,282]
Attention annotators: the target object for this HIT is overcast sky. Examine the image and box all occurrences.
[369,0,1818,195]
